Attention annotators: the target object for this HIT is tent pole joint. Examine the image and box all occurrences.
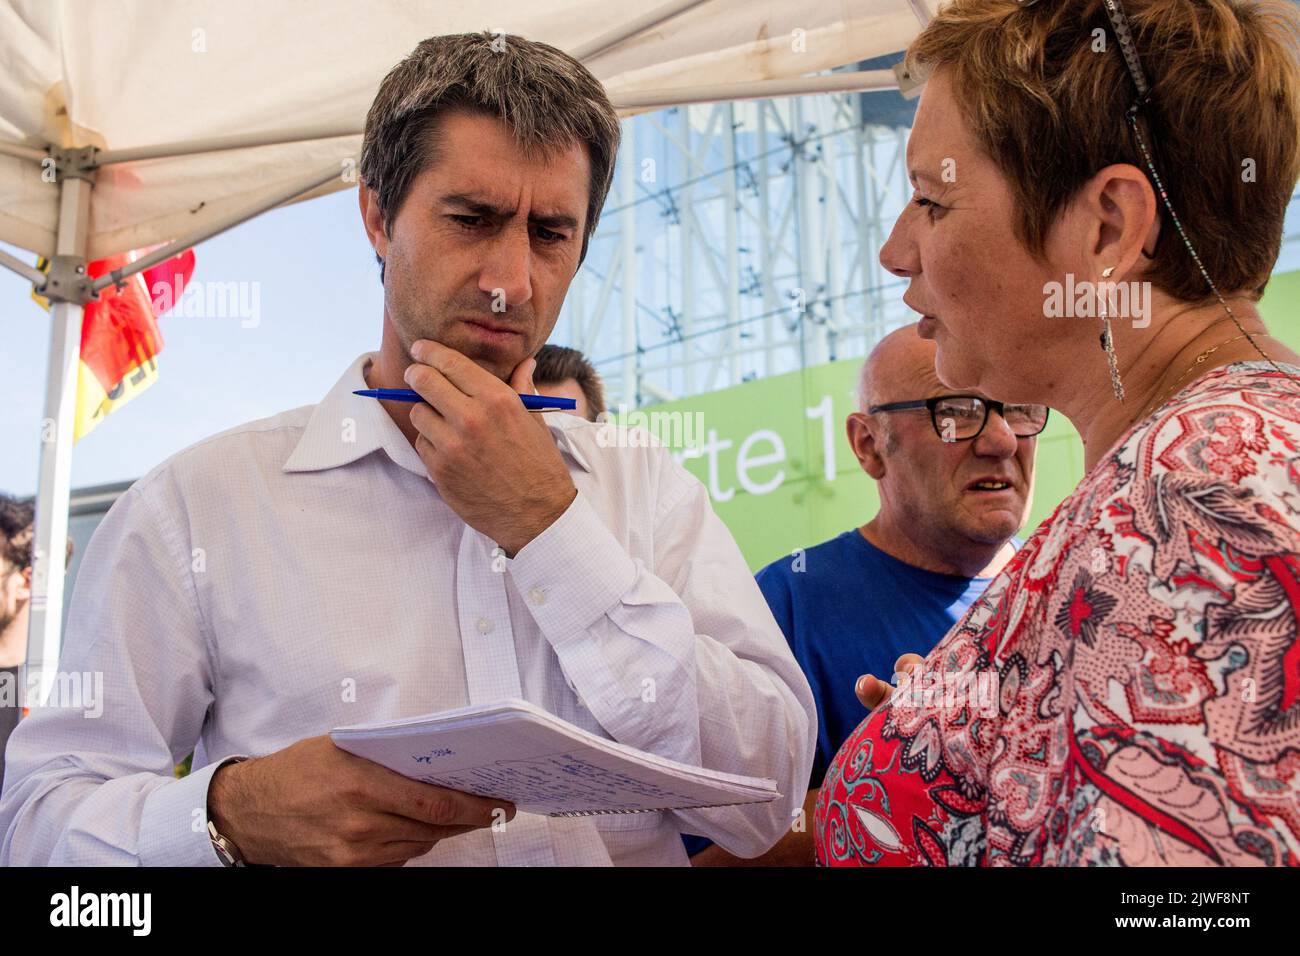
[49,145,100,184]
[42,255,97,305]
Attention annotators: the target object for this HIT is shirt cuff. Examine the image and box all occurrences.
[138,755,247,867]
[507,490,638,640]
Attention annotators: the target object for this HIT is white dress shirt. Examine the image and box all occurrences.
[0,351,816,866]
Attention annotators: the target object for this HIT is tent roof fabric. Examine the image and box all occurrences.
[0,0,923,261]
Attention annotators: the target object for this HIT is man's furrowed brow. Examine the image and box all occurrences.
[909,169,944,189]
[439,193,579,230]
[531,212,580,231]
[440,193,512,217]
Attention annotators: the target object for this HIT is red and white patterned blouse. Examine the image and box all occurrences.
[815,361,1300,866]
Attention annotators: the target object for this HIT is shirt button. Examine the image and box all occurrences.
[528,587,547,606]
[476,617,493,635]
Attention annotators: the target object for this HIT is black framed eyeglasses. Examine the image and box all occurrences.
[868,395,1049,443]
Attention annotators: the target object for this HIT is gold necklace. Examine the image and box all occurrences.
[1134,332,1267,424]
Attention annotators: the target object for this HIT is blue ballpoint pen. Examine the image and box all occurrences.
[352,388,576,411]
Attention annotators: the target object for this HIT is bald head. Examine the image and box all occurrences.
[846,321,1037,577]
[858,323,946,413]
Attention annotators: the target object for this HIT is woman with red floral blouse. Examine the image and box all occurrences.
[815,0,1300,866]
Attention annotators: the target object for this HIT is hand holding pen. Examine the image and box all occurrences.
[375,339,578,555]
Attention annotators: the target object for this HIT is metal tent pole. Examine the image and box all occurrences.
[92,163,346,293]
[18,150,346,712]
[610,71,898,111]
[0,246,46,287]
[0,140,47,162]
[571,0,708,62]
[906,0,934,27]
[22,165,92,710]
[95,124,361,166]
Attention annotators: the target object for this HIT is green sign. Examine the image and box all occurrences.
[623,268,1300,572]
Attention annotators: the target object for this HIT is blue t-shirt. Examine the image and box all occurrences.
[682,528,1006,858]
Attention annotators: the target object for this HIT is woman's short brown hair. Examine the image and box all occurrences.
[905,0,1300,302]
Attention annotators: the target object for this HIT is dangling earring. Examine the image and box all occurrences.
[1098,265,1125,402]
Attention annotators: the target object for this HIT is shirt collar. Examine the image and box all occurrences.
[282,352,426,477]
[283,351,592,477]
[540,409,593,473]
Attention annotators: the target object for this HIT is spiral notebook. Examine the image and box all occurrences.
[330,698,779,817]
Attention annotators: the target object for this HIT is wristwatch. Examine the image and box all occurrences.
[208,756,249,867]
[208,819,248,867]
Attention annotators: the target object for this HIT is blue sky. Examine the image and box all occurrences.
[1,188,392,496]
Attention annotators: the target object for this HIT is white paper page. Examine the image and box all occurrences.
[331,702,778,816]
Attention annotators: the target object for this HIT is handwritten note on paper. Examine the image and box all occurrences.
[330,698,778,816]
[416,753,700,812]
[413,748,456,764]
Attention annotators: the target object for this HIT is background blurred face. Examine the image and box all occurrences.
[372,111,590,380]
[536,377,590,420]
[849,329,1037,550]
[0,560,30,635]
[878,395,1036,547]
[880,68,1074,404]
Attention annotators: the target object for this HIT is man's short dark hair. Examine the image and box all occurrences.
[0,493,35,573]
[533,345,606,422]
[360,32,622,283]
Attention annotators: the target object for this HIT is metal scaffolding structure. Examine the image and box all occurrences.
[563,89,1300,412]
[559,86,919,409]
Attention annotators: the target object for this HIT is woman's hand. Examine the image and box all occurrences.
[854,653,925,711]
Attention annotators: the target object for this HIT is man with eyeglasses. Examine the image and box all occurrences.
[688,322,1041,865]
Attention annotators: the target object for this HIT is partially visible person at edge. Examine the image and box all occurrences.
[0,493,73,792]
[816,0,1300,867]
[688,324,1040,865]
[532,344,605,422]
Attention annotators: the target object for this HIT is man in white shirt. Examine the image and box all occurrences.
[0,32,816,867]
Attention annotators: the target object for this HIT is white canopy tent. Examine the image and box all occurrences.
[0,0,930,704]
